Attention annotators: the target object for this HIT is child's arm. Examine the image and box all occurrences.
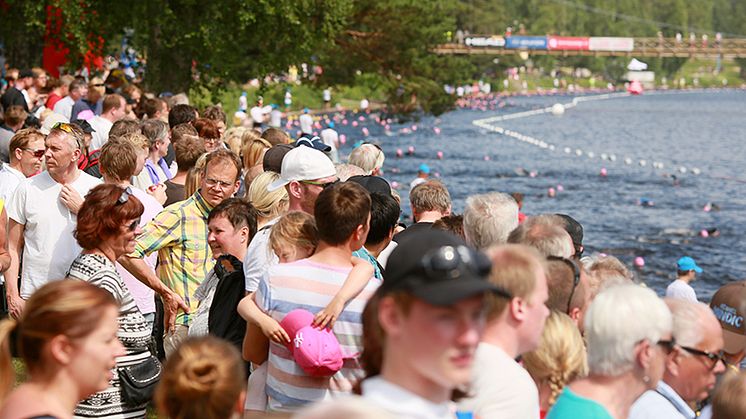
[314,256,374,329]
[237,292,290,344]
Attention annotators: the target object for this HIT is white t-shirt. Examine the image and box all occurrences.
[53,96,75,120]
[243,217,280,292]
[320,128,339,162]
[361,376,457,419]
[666,279,698,302]
[0,163,25,202]
[269,109,283,128]
[458,342,541,419]
[250,105,271,124]
[299,113,314,134]
[88,115,113,150]
[6,170,101,298]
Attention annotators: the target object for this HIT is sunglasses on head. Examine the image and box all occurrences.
[547,255,581,314]
[116,186,134,205]
[51,122,83,150]
[420,245,512,299]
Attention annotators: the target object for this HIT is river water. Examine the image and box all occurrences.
[335,89,746,300]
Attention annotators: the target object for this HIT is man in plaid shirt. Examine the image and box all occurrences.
[121,149,242,355]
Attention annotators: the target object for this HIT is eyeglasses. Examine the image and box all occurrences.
[23,148,45,158]
[204,177,234,189]
[300,178,339,189]
[657,339,677,352]
[52,122,83,150]
[202,137,220,144]
[421,245,512,299]
[126,218,141,232]
[680,345,726,370]
[547,255,581,314]
[116,186,133,205]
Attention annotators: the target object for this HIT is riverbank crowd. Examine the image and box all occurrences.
[0,68,745,419]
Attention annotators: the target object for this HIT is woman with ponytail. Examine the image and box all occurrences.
[522,310,588,418]
[155,336,246,419]
[0,280,124,419]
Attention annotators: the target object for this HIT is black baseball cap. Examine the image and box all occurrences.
[263,144,294,173]
[296,134,331,153]
[347,175,392,196]
[380,229,504,305]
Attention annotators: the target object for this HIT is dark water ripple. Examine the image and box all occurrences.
[334,90,746,301]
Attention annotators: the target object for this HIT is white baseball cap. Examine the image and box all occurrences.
[267,146,336,192]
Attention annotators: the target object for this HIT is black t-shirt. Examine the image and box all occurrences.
[164,180,185,207]
[392,221,433,243]
[208,254,247,352]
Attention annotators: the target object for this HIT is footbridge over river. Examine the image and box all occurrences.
[434,36,746,59]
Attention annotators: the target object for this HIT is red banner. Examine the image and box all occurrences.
[547,36,590,51]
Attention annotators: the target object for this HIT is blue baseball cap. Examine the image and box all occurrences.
[677,256,703,273]
[295,135,331,153]
[418,163,431,174]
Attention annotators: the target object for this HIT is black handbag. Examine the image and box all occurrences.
[118,353,162,405]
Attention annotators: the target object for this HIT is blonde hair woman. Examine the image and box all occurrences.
[245,171,289,228]
[0,281,124,418]
[523,310,588,418]
[241,137,271,172]
[155,336,246,419]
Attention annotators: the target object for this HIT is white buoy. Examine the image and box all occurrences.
[548,145,555,150]
[587,151,595,158]
[624,157,632,165]
[575,149,583,156]
[600,153,608,160]
[692,168,701,175]
[639,160,647,167]
[551,103,565,116]
[679,166,687,174]
[564,147,571,154]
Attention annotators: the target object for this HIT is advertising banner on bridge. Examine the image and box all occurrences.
[588,37,634,52]
[505,36,548,50]
[465,36,505,47]
[547,36,590,50]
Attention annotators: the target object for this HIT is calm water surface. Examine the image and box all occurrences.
[335,90,746,300]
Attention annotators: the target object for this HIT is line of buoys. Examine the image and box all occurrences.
[472,92,705,177]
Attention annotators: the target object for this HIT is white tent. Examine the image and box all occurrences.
[627,58,648,71]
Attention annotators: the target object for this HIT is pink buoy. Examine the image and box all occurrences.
[703,203,712,212]
[358,116,365,121]
[339,134,347,145]
[313,131,318,136]
[391,181,400,189]
[529,171,537,178]
[434,172,440,178]
[385,124,391,131]
[547,187,556,197]
[436,151,443,159]
[700,229,709,237]
[342,119,348,125]
[484,155,490,161]
[634,257,645,268]
[433,127,441,135]
[411,125,418,131]
[557,184,564,192]
[396,148,403,158]
[407,146,415,155]
[352,121,358,127]
[362,127,369,136]
[600,168,608,177]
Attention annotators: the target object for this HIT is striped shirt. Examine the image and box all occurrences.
[67,253,151,418]
[130,191,213,326]
[256,258,379,411]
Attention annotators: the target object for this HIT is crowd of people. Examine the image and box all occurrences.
[0,67,745,419]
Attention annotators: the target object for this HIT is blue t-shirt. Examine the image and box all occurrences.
[547,387,614,419]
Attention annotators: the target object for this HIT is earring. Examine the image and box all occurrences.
[642,375,650,383]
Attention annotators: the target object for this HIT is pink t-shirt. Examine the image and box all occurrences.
[116,187,163,314]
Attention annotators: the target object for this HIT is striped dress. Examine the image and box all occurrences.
[67,253,151,418]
